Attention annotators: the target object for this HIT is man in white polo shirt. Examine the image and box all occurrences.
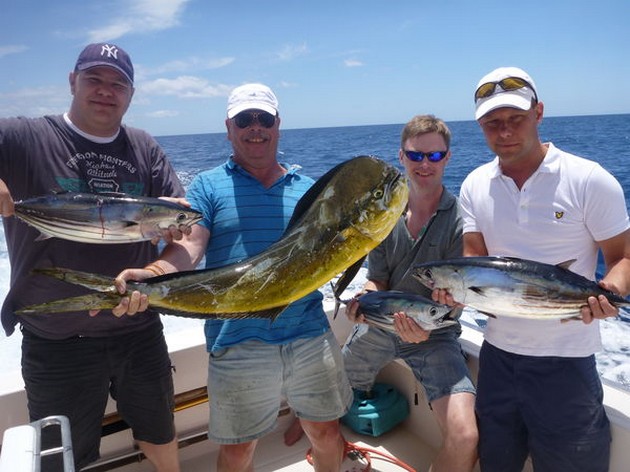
[455,66,630,472]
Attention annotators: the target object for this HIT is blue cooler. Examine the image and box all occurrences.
[341,383,410,437]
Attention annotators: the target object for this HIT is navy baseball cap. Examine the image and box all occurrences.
[74,43,134,85]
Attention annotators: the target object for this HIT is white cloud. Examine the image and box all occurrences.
[344,59,363,67]
[275,43,308,61]
[87,0,190,42]
[140,76,232,98]
[147,110,179,118]
[146,57,235,76]
[0,45,28,58]
[0,85,69,118]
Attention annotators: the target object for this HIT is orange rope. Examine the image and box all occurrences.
[306,439,416,472]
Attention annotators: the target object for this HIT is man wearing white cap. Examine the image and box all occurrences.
[437,67,630,471]
[113,83,353,471]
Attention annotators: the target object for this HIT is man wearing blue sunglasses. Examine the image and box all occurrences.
[285,114,479,472]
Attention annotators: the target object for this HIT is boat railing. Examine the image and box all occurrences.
[0,415,75,472]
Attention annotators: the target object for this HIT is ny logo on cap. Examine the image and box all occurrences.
[100,44,119,60]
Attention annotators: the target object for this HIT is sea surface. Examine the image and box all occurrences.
[1,114,629,390]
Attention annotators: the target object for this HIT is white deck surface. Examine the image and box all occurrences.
[112,412,433,472]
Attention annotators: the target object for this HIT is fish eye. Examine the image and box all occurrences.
[429,307,438,316]
[373,189,384,199]
[176,212,187,222]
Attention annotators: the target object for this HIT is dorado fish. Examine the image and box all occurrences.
[17,156,409,319]
[347,290,458,333]
[413,256,630,320]
[14,192,202,244]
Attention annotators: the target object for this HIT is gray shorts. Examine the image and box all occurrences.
[342,324,475,403]
[207,331,353,444]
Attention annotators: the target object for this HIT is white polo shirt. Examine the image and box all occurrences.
[460,142,629,357]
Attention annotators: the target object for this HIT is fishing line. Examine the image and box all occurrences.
[305,439,416,472]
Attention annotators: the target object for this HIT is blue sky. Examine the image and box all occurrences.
[1,0,629,137]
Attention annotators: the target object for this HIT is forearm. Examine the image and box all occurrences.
[365,279,388,291]
[602,257,630,297]
[149,225,209,273]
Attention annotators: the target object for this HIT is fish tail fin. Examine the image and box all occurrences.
[33,267,117,292]
[16,292,122,315]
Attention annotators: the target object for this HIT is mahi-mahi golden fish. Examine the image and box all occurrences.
[17,156,409,320]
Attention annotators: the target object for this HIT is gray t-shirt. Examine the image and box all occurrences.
[0,115,184,338]
[367,187,463,319]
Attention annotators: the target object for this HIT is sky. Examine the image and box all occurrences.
[1,0,629,137]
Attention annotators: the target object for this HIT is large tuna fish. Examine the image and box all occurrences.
[14,192,202,244]
[17,156,409,320]
[413,256,630,320]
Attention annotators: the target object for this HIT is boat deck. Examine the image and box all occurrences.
[109,411,432,472]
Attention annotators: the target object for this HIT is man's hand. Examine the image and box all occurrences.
[89,267,153,318]
[431,288,462,307]
[393,312,429,343]
[581,281,620,324]
[150,197,195,245]
[344,297,366,323]
[0,179,15,217]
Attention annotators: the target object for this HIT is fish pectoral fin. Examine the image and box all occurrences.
[332,257,365,299]
[476,310,497,318]
[469,286,491,297]
[34,233,52,242]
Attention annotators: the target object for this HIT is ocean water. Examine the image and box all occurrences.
[1,114,629,390]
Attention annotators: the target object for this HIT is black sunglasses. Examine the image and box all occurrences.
[232,111,277,129]
[474,77,538,102]
[403,150,448,163]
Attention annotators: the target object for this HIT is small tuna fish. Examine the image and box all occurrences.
[349,290,458,332]
[413,256,630,320]
[13,192,202,244]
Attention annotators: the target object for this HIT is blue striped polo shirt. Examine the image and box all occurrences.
[186,157,330,352]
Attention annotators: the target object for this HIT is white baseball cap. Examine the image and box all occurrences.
[474,66,538,120]
[227,83,279,118]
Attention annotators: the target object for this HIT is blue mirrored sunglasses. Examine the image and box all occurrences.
[403,150,448,162]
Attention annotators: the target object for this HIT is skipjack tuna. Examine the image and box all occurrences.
[14,192,202,244]
[413,256,630,320]
[348,290,458,332]
[18,156,409,320]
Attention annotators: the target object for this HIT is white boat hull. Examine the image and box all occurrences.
[2,302,629,471]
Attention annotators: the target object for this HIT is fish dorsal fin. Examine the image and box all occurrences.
[557,259,577,271]
[285,159,350,231]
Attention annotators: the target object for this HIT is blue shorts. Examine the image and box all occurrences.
[476,341,611,472]
[207,331,353,444]
[342,324,475,403]
[21,322,175,470]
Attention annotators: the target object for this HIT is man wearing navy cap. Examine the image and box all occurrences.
[0,43,186,471]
